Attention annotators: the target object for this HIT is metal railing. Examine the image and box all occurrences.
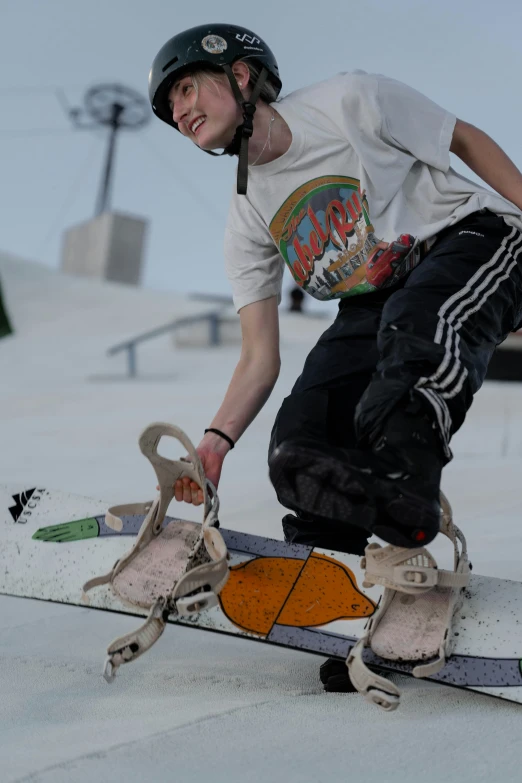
[107,310,225,378]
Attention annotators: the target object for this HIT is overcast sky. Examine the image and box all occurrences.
[1,0,522,303]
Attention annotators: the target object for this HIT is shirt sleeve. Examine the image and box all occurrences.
[375,74,457,172]
[224,226,284,313]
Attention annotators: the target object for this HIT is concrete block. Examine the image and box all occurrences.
[61,211,148,285]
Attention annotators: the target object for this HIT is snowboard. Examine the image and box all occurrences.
[2,483,522,706]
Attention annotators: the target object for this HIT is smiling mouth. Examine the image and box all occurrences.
[190,117,206,135]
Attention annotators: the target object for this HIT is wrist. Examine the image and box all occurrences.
[201,430,233,456]
[204,427,235,450]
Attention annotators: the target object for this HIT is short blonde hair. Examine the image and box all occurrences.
[189,60,280,105]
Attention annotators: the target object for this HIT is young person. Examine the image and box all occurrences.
[148,23,522,688]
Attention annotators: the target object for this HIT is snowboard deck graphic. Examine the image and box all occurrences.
[2,484,522,705]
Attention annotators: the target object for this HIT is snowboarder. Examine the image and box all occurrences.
[148,23,522,691]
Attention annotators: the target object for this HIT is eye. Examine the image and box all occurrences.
[183,83,192,96]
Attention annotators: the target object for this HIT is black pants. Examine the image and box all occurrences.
[269,210,522,554]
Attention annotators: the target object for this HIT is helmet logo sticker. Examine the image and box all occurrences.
[236,34,261,44]
[201,35,228,54]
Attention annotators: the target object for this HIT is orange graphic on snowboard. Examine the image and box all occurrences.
[219,552,376,636]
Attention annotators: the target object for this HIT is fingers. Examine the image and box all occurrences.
[156,476,204,505]
[173,476,203,505]
[192,486,204,505]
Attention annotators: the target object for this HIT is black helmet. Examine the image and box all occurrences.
[148,24,282,194]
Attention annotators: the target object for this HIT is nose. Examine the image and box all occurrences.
[172,92,191,126]
[172,102,186,125]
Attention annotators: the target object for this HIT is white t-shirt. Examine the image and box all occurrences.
[224,70,522,312]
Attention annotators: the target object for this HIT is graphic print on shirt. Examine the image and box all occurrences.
[269,176,416,301]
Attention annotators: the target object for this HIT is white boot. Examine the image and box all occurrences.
[347,493,470,710]
[82,423,229,682]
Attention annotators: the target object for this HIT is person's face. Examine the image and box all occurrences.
[168,73,240,150]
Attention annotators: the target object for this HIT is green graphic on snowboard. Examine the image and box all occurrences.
[33,518,100,542]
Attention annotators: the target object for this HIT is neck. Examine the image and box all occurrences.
[246,103,292,166]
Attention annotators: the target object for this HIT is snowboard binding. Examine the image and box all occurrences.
[346,493,470,710]
[82,423,229,682]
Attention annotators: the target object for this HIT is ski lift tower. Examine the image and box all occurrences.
[61,84,151,285]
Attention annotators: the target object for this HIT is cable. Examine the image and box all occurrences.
[136,133,224,224]
[39,135,102,256]
[0,85,82,136]
[0,85,87,95]
[0,128,74,137]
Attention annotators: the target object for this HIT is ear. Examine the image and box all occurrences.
[231,61,251,90]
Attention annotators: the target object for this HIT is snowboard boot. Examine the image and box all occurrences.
[319,657,391,693]
[320,658,358,693]
[268,394,445,548]
[281,511,369,556]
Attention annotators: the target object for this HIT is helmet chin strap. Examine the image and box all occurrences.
[203,65,269,195]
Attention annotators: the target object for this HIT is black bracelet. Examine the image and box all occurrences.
[204,428,235,449]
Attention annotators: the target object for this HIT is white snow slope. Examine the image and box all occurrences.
[1,251,522,783]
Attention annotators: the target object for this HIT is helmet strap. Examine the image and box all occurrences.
[200,65,269,195]
[224,64,269,194]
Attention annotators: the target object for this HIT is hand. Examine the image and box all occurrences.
[173,447,225,505]
[158,434,230,506]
